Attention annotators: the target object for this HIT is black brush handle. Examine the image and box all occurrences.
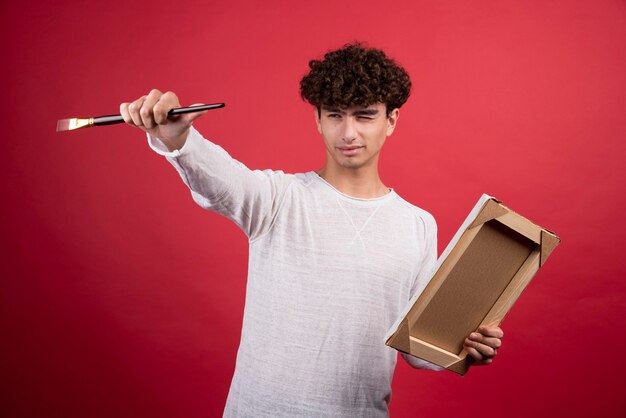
[93,103,225,126]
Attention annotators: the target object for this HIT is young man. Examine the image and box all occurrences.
[121,44,503,417]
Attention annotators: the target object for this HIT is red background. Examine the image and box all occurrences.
[2,0,625,417]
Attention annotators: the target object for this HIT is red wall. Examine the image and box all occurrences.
[2,1,625,417]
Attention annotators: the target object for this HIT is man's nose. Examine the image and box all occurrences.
[342,117,358,142]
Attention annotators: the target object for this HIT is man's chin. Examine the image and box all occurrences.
[339,160,367,170]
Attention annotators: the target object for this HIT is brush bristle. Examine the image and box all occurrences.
[56,119,71,132]
[56,118,91,131]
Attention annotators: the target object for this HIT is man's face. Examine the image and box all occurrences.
[316,103,399,172]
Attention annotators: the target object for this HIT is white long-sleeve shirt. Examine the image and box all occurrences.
[149,127,439,417]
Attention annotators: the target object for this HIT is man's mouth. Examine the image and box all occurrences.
[337,145,364,156]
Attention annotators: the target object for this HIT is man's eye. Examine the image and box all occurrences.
[328,114,341,119]
[358,116,373,120]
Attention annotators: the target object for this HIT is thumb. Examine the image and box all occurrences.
[182,103,210,124]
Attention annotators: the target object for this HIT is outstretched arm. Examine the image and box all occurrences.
[119,89,294,241]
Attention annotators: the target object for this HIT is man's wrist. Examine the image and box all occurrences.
[162,129,190,152]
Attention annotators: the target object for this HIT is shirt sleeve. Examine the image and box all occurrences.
[400,211,443,371]
[147,127,294,241]
[408,211,438,299]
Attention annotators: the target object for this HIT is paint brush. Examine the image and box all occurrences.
[56,103,225,132]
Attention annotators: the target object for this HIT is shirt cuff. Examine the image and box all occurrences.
[146,126,201,157]
[401,352,445,371]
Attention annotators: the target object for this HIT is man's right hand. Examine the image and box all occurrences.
[120,89,208,152]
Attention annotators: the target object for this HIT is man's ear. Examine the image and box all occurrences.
[387,108,400,136]
[315,108,322,134]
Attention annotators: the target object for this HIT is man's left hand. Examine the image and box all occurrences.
[464,325,503,365]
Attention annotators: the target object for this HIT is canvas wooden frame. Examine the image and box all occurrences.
[385,195,560,375]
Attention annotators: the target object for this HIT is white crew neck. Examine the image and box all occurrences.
[310,172,396,205]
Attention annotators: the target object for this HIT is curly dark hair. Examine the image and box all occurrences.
[300,43,411,115]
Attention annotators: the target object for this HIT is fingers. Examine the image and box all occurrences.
[139,89,162,129]
[131,95,148,126]
[153,91,181,125]
[120,95,146,127]
[465,346,494,365]
[464,326,504,365]
[119,89,182,129]
[477,325,504,339]
[465,334,498,358]
[120,102,133,126]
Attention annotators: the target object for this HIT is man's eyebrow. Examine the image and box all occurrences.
[353,108,380,116]
[321,106,345,114]
[320,107,380,116]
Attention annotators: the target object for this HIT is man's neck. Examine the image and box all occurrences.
[316,165,389,199]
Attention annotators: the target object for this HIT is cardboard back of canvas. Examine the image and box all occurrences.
[385,194,560,375]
